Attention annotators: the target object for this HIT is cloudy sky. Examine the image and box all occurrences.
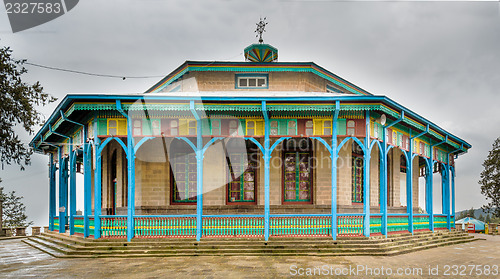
[0,0,499,226]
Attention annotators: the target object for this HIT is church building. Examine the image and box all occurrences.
[30,21,471,242]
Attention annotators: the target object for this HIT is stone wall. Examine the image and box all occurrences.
[175,72,347,93]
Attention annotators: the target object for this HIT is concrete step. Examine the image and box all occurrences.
[56,236,475,256]
[30,230,477,258]
[22,238,70,257]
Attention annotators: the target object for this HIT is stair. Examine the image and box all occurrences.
[22,229,478,258]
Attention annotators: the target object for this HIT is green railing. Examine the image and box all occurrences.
[101,216,127,238]
[89,217,94,236]
[413,215,430,231]
[270,216,331,237]
[53,217,59,231]
[74,216,84,235]
[203,217,264,237]
[369,215,382,235]
[434,215,448,229]
[337,215,364,236]
[134,217,196,238]
[387,215,409,233]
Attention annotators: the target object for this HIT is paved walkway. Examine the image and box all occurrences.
[0,234,498,278]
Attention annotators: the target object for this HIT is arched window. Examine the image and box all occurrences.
[352,141,364,203]
[400,154,407,173]
[225,140,258,203]
[171,139,197,203]
[283,138,312,203]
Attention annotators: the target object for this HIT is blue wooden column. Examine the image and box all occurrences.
[450,166,456,226]
[59,111,85,236]
[407,125,428,234]
[443,162,451,230]
[116,100,137,242]
[83,133,92,238]
[430,135,447,232]
[262,101,270,241]
[48,153,57,231]
[126,125,136,242]
[363,111,371,237]
[427,156,434,232]
[59,150,69,233]
[381,127,388,236]
[381,111,404,236]
[331,101,340,239]
[69,145,77,235]
[406,150,413,234]
[93,136,102,239]
[189,100,204,241]
[425,168,430,214]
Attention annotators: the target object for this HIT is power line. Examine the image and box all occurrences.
[23,51,245,80]
[24,62,166,80]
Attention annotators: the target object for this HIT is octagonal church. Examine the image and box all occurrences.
[30,27,470,242]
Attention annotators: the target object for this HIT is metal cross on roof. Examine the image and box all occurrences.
[255,17,267,44]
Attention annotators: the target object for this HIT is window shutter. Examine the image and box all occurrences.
[277,119,288,135]
[117,119,127,135]
[210,119,221,135]
[97,119,107,135]
[238,119,246,136]
[160,119,170,135]
[255,120,264,136]
[355,119,366,136]
[336,119,346,135]
[378,125,383,140]
[151,119,161,136]
[370,121,374,137]
[313,120,323,135]
[288,119,297,135]
[179,119,188,135]
[202,119,210,135]
[142,119,152,135]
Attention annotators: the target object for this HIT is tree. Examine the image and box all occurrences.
[0,183,33,228]
[479,137,500,218]
[0,45,56,170]
[485,214,491,224]
[467,207,475,218]
[457,211,466,220]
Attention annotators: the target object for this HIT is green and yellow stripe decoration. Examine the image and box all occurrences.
[134,217,197,238]
[244,43,278,63]
[338,216,364,236]
[387,216,409,233]
[270,217,331,237]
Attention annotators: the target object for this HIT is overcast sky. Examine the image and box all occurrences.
[0,0,499,226]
